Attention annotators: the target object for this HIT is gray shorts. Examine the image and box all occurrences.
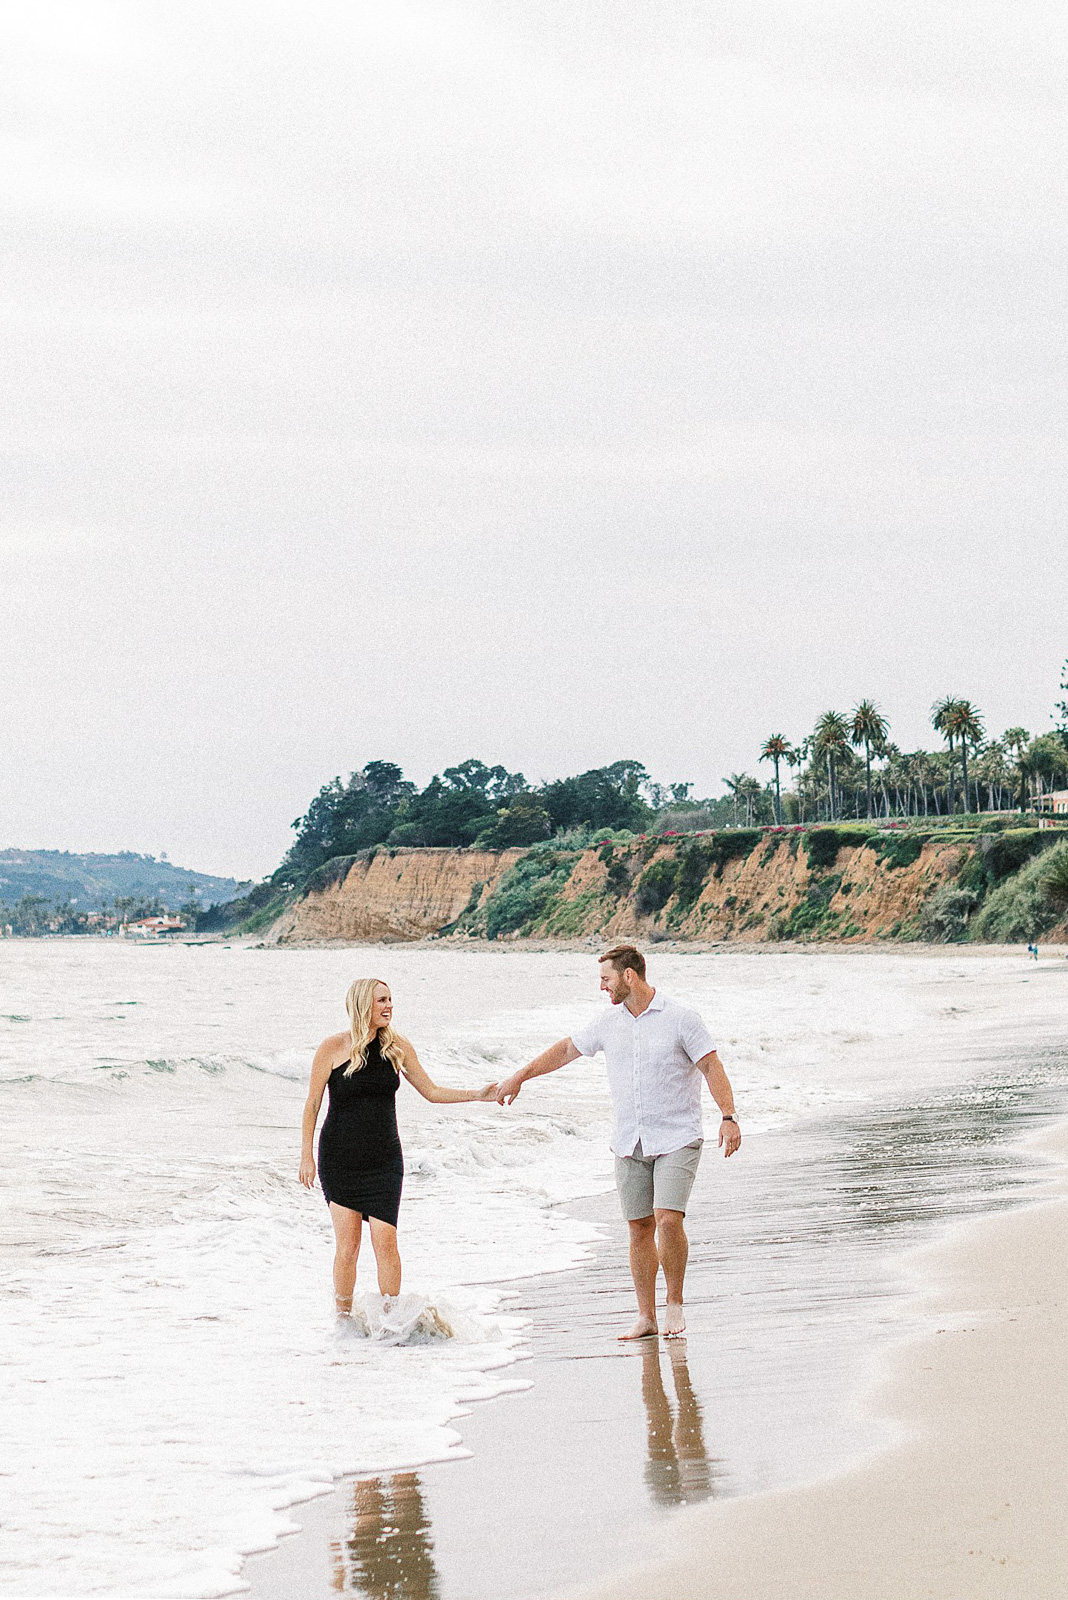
[614,1140,703,1221]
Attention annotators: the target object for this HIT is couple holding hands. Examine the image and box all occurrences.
[299,944,740,1340]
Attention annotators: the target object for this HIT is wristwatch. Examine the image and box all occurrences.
[721,1114,738,1123]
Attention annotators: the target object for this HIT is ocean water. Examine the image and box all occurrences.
[1,941,1066,1598]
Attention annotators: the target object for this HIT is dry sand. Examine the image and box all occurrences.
[563,1119,1068,1600]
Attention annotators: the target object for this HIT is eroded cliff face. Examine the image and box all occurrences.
[269,828,1067,945]
[268,848,525,943]
[521,836,969,942]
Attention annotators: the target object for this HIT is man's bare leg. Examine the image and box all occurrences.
[655,1207,688,1337]
[621,1214,659,1339]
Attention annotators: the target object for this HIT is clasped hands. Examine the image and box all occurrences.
[470,1075,523,1104]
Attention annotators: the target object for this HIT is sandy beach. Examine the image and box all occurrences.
[4,943,1066,1597]
[567,1119,1068,1600]
[244,1115,1068,1600]
[241,958,1068,1600]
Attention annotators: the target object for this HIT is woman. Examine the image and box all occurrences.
[299,978,497,1314]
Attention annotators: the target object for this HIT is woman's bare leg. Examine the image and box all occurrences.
[368,1217,402,1298]
[329,1203,362,1312]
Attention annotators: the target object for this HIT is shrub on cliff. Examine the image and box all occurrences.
[483,848,579,940]
[674,840,717,908]
[1040,843,1068,910]
[957,827,1057,895]
[701,831,763,876]
[918,885,980,942]
[869,832,926,870]
[634,859,677,917]
[780,873,844,939]
[970,841,1068,942]
[804,827,872,869]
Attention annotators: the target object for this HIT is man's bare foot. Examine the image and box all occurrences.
[618,1316,659,1341]
[662,1303,686,1339]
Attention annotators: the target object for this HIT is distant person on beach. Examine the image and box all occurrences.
[496,945,740,1340]
[300,978,498,1316]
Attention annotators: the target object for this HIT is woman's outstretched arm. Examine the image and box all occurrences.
[397,1036,497,1104]
[299,1035,342,1186]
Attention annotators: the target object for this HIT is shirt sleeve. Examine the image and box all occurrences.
[569,1013,605,1058]
[677,1006,716,1063]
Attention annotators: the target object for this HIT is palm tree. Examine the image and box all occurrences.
[739,774,763,825]
[931,697,960,812]
[1002,727,1030,812]
[906,750,933,816]
[850,700,890,819]
[812,712,851,820]
[880,742,904,816]
[724,773,746,826]
[759,735,790,824]
[948,700,985,813]
[976,740,1012,812]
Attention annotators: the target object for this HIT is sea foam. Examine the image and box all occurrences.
[2,941,1063,1596]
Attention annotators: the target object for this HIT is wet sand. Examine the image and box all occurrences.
[568,1116,1068,1600]
[242,1057,1066,1600]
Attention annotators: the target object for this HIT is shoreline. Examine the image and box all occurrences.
[9,944,1065,1598]
[240,1056,1068,1600]
[245,936,1063,956]
[563,1115,1068,1600]
[6,935,1066,958]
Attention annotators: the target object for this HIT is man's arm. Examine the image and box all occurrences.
[496,1038,581,1104]
[696,1050,742,1157]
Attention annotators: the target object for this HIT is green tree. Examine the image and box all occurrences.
[1002,727,1031,811]
[759,735,790,824]
[850,700,890,819]
[114,895,162,924]
[974,740,1013,812]
[1025,733,1068,809]
[1055,659,1068,731]
[390,763,526,847]
[931,697,961,812]
[723,773,747,826]
[812,711,851,820]
[722,773,764,826]
[948,700,985,812]
[280,761,417,881]
[475,795,553,848]
[539,761,653,835]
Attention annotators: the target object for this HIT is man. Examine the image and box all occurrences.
[496,944,740,1340]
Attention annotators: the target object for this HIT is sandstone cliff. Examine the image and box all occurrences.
[267,847,525,943]
[269,825,1068,946]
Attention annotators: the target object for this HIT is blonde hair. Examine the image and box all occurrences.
[343,978,405,1076]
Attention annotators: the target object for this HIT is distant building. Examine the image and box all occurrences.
[1038,790,1068,816]
[121,916,186,938]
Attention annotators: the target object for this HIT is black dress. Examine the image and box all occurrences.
[317,1039,404,1227]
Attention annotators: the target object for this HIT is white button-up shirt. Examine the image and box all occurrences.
[569,992,716,1158]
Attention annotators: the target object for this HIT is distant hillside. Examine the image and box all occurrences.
[0,850,249,912]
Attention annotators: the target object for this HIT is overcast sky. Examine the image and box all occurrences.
[3,1,1066,880]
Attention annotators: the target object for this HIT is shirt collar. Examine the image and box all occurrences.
[627,990,664,1018]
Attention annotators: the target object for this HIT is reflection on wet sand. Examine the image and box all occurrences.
[325,1346,722,1597]
[640,1341,724,1507]
[330,1472,439,1599]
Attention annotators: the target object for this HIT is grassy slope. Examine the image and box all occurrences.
[446,822,1068,945]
